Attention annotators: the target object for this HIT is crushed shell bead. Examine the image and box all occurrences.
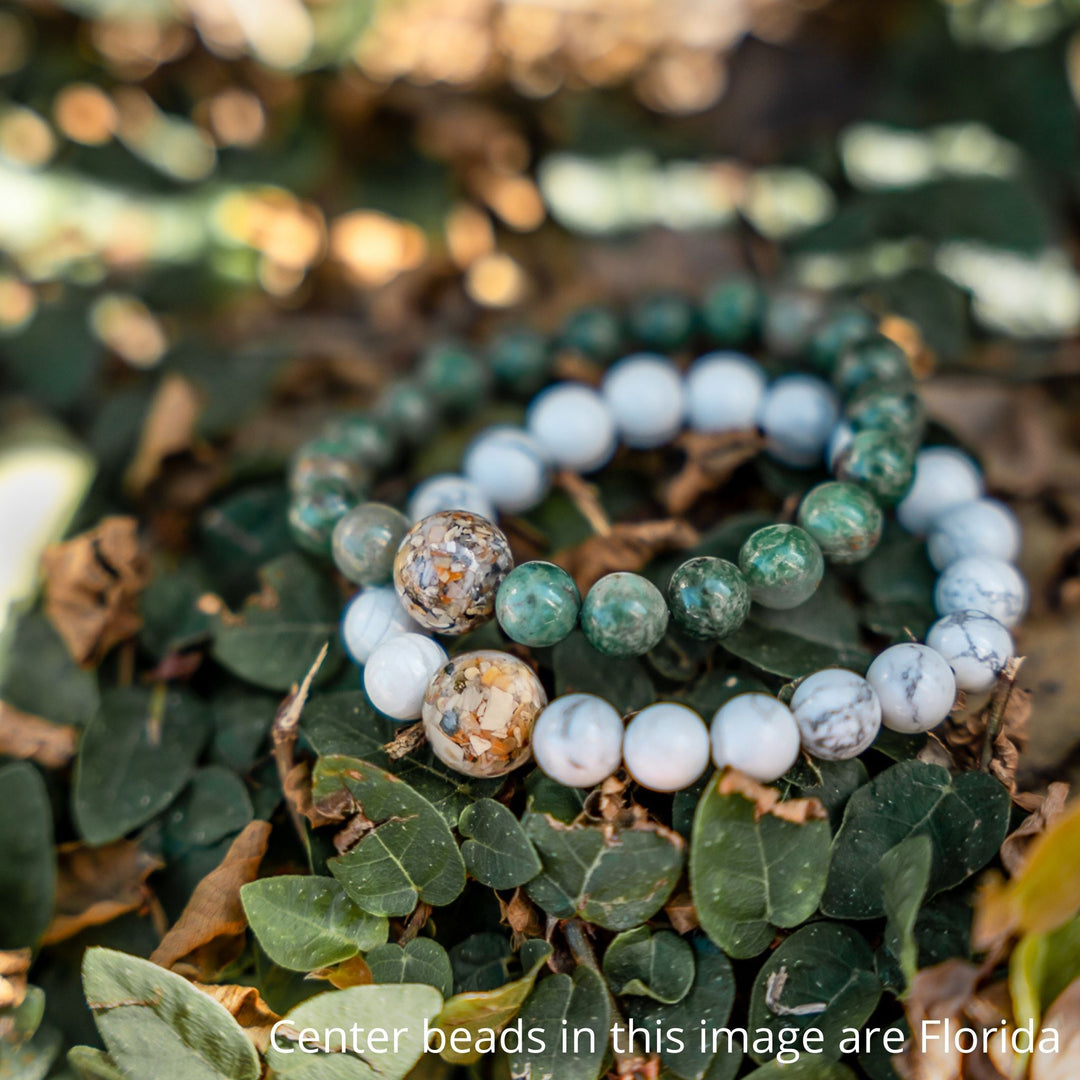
[790,668,882,761]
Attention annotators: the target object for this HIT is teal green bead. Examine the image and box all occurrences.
[667,557,750,640]
[797,481,883,565]
[560,305,624,364]
[289,488,355,557]
[835,429,915,506]
[701,275,764,347]
[629,292,695,351]
[738,524,825,610]
[376,380,438,440]
[289,435,369,498]
[488,328,551,395]
[418,340,491,410]
[331,501,409,585]
[581,572,669,658]
[496,561,581,648]
[845,380,925,444]
[833,335,911,398]
[807,306,877,374]
[323,414,398,469]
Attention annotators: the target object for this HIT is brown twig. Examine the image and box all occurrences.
[556,470,613,536]
[981,655,1025,770]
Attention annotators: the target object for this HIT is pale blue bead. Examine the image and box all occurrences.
[341,585,426,665]
[408,473,496,523]
[927,498,1021,570]
[526,383,617,473]
[602,353,685,448]
[933,556,1028,629]
[462,426,550,514]
[758,374,839,468]
[926,610,1014,693]
[622,703,710,792]
[685,352,767,433]
[896,447,983,536]
[790,669,881,761]
[827,419,854,472]
[533,694,624,788]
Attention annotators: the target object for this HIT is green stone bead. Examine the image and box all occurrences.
[797,481,883,565]
[488,328,551,395]
[667,556,750,640]
[700,276,765,347]
[496,561,580,648]
[629,292,695,351]
[322,414,398,469]
[418,340,491,410]
[581,572,669,658]
[738,524,825,610]
[845,380,925,444]
[376,380,438,440]
[807,306,877,374]
[833,335,911,398]
[288,489,355,557]
[331,502,409,585]
[835,429,915,506]
[289,436,369,498]
[560,305,624,364]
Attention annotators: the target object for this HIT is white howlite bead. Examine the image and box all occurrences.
[866,644,957,734]
[363,633,448,721]
[926,610,1014,694]
[758,374,840,468]
[463,427,550,514]
[533,693,625,788]
[933,556,1028,629]
[602,354,686,448]
[927,499,1022,570]
[685,352,767,434]
[709,693,801,783]
[827,420,854,473]
[622,702,710,792]
[341,586,427,665]
[896,447,983,536]
[408,474,496,523]
[527,383,617,473]
[790,669,882,761]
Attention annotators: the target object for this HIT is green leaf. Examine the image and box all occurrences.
[880,836,932,988]
[783,757,868,829]
[162,766,253,857]
[68,1046,126,1080]
[822,761,1011,919]
[0,762,55,949]
[718,621,872,680]
[210,684,277,773]
[743,1062,858,1080]
[264,984,444,1079]
[314,755,467,916]
[73,685,211,846]
[138,557,213,658]
[459,799,541,889]
[1010,914,1080,1034]
[690,773,831,959]
[449,933,513,993]
[240,876,389,972]
[509,966,611,1080]
[0,1023,60,1080]
[524,772,587,824]
[748,923,882,1065]
[524,814,685,931]
[211,553,343,692]
[82,947,259,1080]
[365,939,454,998]
[552,631,654,713]
[602,927,694,1004]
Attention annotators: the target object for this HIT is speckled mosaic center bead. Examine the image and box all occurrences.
[797,481,883,565]
[393,510,513,633]
[667,557,750,639]
[496,561,580,648]
[738,524,825,610]
[581,572,669,658]
[422,650,545,777]
[332,502,409,586]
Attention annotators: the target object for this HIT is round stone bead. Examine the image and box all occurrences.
[418,340,491,411]
[866,643,957,734]
[827,420,854,472]
[463,427,549,514]
[533,693,624,788]
[797,481,883,565]
[926,610,1014,693]
[758,374,840,468]
[806,306,877,374]
[628,292,695,351]
[700,276,765,347]
[602,354,686,449]
[422,650,545,778]
[560,305,623,364]
[623,703,710,792]
[738,524,825,610]
[394,510,514,633]
[667,557,750,640]
[288,489,355,557]
[764,289,824,358]
[790,669,882,761]
[496,561,580,648]
[488,328,551,395]
[833,335,911,398]
[684,352,767,433]
[289,436,369,498]
[408,474,495,524]
[527,383,617,474]
[581,572,669,657]
[341,585,426,665]
[927,499,1022,571]
[834,429,915,506]
[323,414,397,470]
[375,380,438,440]
[896,447,983,536]
[364,633,448,722]
[332,502,409,586]
[845,381,925,444]
[709,693,801,783]
[933,556,1028,629]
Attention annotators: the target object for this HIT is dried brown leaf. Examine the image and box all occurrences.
[0,950,30,1011]
[498,888,542,947]
[717,768,828,823]
[399,901,433,945]
[124,372,203,497]
[664,891,699,935]
[0,702,77,769]
[309,954,374,989]
[1031,976,1080,1080]
[193,982,282,1054]
[1000,781,1071,876]
[663,429,764,515]
[895,959,983,1080]
[383,721,427,761]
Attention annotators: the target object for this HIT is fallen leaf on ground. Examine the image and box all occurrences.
[663,429,764,515]
[0,950,30,1010]
[0,702,78,769]
[124,372,204,497]
[1000,782,1071,875]
[309,954,374,989]
[498,889,542,947]
[1031,976,1080,1079]
[664,891,699,935]
[193,982,282,1053]
[717,768,828,823]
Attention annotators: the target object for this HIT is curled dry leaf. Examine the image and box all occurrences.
[1031,976,1080,1080]
[0,950,31,1010]
[43,839,165,946]
[717,768,828,824]
[498,888,543,947]
[42,516,152,667]
[149,820,271,977]
[309,954,374,989]
[663,891,699,935]
[663,429,764,515]
[193,982,282,1053]
[0,701,78,769]
[383,721,427,761]
[1000,781,1071,876]
[124,372,204,498]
